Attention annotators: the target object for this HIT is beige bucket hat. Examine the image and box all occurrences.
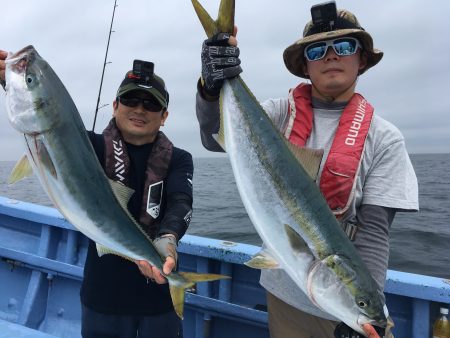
[283,8,383,78]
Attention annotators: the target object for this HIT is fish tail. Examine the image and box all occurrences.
[169,272,230,319]
[191,0,236,150]
[191,0,235,37]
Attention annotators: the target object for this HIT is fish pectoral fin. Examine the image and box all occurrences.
[324,255,357,284]
[109,179,135,210]
[284,141,324,181]
[284,224,313,255]
[8,153,33,184]
[170,271,230,318]
[244,250,280,269]
[37,140,57,179]
[95,243,133,261]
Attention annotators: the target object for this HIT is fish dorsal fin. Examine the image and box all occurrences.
[285,141,323,181]
[284,224,312,255]
[215,93,228,150]
[244,249,280,269]
[109,179,135,211]
[96,243,134,261]
[8,153,33,184]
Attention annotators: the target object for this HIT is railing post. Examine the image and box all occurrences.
[412,298,430,338]
[196,257,211,338]
[219,262,232,302]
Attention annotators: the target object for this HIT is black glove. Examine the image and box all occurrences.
[334,322,386,338]
[201,32,242,97]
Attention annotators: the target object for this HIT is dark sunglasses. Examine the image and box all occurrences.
[304,37,362,62]
[118,96,163,112]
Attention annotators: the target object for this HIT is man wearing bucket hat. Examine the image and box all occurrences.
[195,1,418,338]
[0,55,193,337]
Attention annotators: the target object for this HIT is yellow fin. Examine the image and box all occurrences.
[216,0,235,33]
[95,243,133,261]
[109,179,135,210]
[285,141,324,181]
[170,272,230,319]
[215,94,227,150]
[284,224,311,255]
[244,250,279,269]
[8,154,33,184]
[191,0,216,38]
[178,271,230,283]
[191,0,235,37]
[36,140,57,179]
[169,285,188,319]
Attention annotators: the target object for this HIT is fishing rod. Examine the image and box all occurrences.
[92,0,118,132]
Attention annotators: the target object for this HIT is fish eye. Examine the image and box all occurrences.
[25,73,38,88]
[357,299,368,308]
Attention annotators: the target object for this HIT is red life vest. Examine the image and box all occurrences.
[285,83,374,215]
[102,119,173,239]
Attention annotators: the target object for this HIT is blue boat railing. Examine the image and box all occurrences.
[0,195,449,338]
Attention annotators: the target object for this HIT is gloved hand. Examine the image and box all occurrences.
[153,233,178,268]
[334,322,386,338]
[201,32,242,97]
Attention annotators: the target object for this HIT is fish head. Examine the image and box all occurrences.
[309,254,393,336]
[5,45,59,134]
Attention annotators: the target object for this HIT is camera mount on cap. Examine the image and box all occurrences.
[310,1,338,32]
[129,60,155,87]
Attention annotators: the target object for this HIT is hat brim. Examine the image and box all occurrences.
[116,83,168,110]
[283,28,383,78]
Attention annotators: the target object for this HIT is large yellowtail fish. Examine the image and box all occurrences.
[4,45,228,319]
[191,0,393,335]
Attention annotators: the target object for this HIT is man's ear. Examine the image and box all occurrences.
[359,51,368,71]
[161,110,169,126]
[112,99,118,116]
[302,63,309,76]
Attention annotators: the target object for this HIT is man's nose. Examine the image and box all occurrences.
[324,46,339,61]
[134,103,147,113]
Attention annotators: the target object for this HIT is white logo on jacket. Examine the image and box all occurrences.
[147,181,164,219]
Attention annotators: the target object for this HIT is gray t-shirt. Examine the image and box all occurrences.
[196,92,419,320]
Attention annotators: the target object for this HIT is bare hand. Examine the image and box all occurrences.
[0,50,7,84]
[362,323,382,338]
[228,26,238,46]
[135,256,176,284]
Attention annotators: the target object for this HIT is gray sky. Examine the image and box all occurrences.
[1,0,449,161]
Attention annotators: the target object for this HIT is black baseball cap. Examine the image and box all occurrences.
[116,61,169,110]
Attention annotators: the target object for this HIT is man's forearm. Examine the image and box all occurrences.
[158,192,193,240]
[196,90,225,152]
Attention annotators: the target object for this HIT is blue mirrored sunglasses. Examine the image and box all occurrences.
[304,37,362,61]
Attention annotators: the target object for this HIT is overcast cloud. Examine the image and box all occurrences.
[0,0,449,161]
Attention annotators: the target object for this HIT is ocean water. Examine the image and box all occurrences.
[1,153,449,279]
